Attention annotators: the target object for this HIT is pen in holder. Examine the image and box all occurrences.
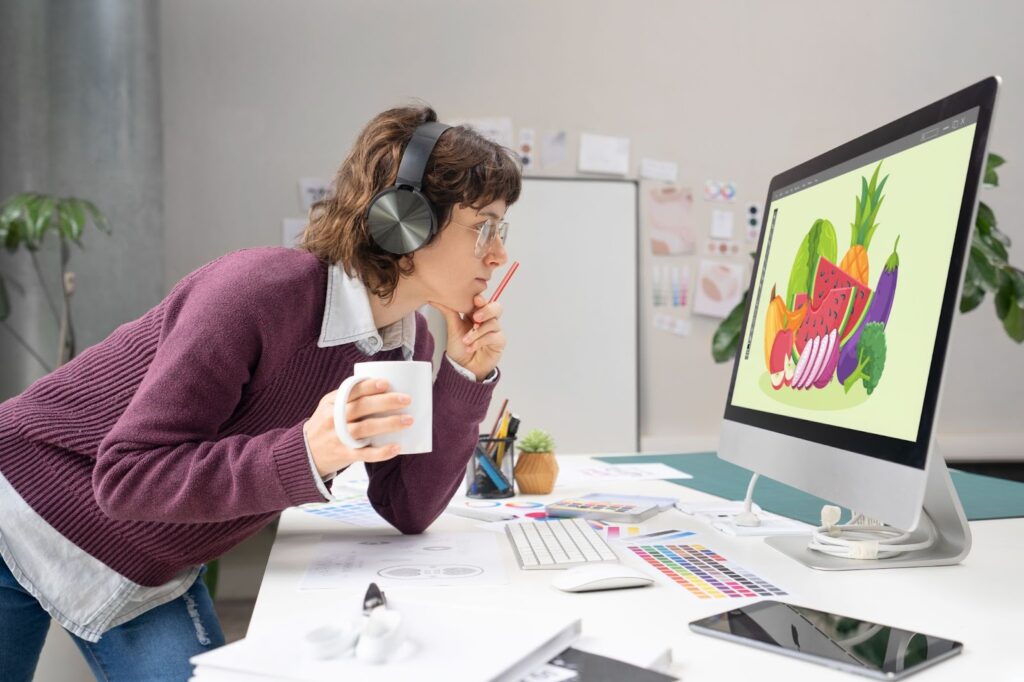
[465,434,516,499]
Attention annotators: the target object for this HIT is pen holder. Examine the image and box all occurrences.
[465,434,516,499]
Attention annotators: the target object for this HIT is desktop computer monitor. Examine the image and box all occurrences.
[719,77,1000,570]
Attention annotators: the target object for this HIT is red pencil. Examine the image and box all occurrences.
[488,260,519,304]
[473,260,519,331]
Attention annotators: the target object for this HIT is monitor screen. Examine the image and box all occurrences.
[728,108,980,460]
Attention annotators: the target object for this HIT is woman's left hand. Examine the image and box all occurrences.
[431,295,505,381]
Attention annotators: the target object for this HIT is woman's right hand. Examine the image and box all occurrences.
[304,379,412,477]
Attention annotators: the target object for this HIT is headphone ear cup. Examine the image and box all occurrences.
[366,187,437,254]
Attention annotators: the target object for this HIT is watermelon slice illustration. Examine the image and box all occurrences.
[794,286,856,358]
[810,256,872,343]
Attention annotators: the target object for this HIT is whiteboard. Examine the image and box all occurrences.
[482,178,639,453]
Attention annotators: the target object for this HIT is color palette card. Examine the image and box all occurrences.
[545,498,661,523]
[585,520,646,540]
[628,543,787,599]
[617,529,697,544]
[300,495,389,527]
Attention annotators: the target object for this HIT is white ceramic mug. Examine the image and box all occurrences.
[333,361,432,454]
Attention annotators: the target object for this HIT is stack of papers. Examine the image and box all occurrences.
[190,600,580,682]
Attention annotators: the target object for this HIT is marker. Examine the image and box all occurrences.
[473,260,519,331]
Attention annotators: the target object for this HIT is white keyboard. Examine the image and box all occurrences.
[506,518,619,570]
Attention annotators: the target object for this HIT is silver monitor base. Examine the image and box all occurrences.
[765,448,971,570]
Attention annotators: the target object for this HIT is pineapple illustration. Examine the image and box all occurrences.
[840,162,888,285]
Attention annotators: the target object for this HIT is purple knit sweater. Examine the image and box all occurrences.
[0,248,495,586]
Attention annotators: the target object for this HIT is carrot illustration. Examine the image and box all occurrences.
[839,162,888,286]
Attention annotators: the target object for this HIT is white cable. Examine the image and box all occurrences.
[808,505,937,560]
[733,473,761,527]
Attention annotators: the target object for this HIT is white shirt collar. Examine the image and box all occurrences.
[317,263,416,359]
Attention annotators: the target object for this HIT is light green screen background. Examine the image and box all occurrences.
[731,125,977,441]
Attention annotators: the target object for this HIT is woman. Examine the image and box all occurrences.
[0,105,521,680]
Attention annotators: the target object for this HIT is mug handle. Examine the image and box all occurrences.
[333,375,371,450]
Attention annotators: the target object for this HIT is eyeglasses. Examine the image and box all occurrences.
[454,218,510,257]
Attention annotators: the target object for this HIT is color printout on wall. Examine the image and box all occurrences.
[693,259,746,318]
[646,184,696,255]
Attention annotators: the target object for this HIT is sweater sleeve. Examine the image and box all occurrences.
[93,265,325,523]
[364,320,497,534]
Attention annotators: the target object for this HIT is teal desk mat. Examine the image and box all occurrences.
[594,452,1024,525]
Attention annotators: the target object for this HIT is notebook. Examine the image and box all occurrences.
[189,599,580,682]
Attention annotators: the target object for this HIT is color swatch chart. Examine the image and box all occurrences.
[628,544,787,599]
[300,496,388,527]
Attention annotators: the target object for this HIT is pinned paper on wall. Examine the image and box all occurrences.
[541,131,567,169]
[517,128,535,171]
[746,202,762,242]
[454,117,514,148]
[654,313,692,337]
[651,265,689,308]
[710,209,735,240]
[282,218,306,248]
[640,158,679,183]
[298,178,330,212]
[578,133,630,175]
[702,238,743,257]
[693,259,746,319]
[645,184,696,255]
[703,180,737,202]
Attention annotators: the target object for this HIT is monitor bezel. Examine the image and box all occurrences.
[722,77,999,471]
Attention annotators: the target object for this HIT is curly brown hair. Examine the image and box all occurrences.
[300,105,522,301]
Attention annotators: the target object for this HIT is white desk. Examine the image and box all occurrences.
[249,461,1021,680]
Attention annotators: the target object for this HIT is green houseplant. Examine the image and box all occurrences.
[0,192,111,371]
[514,428,559,494]
[712,153,1021,363]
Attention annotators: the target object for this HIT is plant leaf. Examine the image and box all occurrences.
[0,193,33,225]
[969,244,1000,292]
[712,290,750,363]
[975,201,995,236]
[23,194,43,246]
[1007,267,1024,299]
[0,274,9,321]
[80,199,111,235]
[67,199,87,240]
[995,276,1013,319]
[58,200,82,242]
[960,278,985,313]
[996,276,1024,343]
[984,153,1005,187]
[38,196,58,240]
[973,232,1008,266]
[4,219,25,251]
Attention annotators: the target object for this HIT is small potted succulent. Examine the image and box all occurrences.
[514,428,559,494]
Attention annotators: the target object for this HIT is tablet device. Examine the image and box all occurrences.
[689,600,961,680]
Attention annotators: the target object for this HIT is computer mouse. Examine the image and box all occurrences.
[551,563,654,593]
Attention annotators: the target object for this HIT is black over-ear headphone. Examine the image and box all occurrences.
[365,121,452,255]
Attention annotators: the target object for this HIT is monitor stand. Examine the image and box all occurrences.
[765,443,971,570]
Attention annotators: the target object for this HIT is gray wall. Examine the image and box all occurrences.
[0,0,164,400]
[159,0,1024,460]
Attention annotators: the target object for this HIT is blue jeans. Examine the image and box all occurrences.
[0,557,225,681]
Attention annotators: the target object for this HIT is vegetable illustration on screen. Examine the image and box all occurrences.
[761,162,900,402]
